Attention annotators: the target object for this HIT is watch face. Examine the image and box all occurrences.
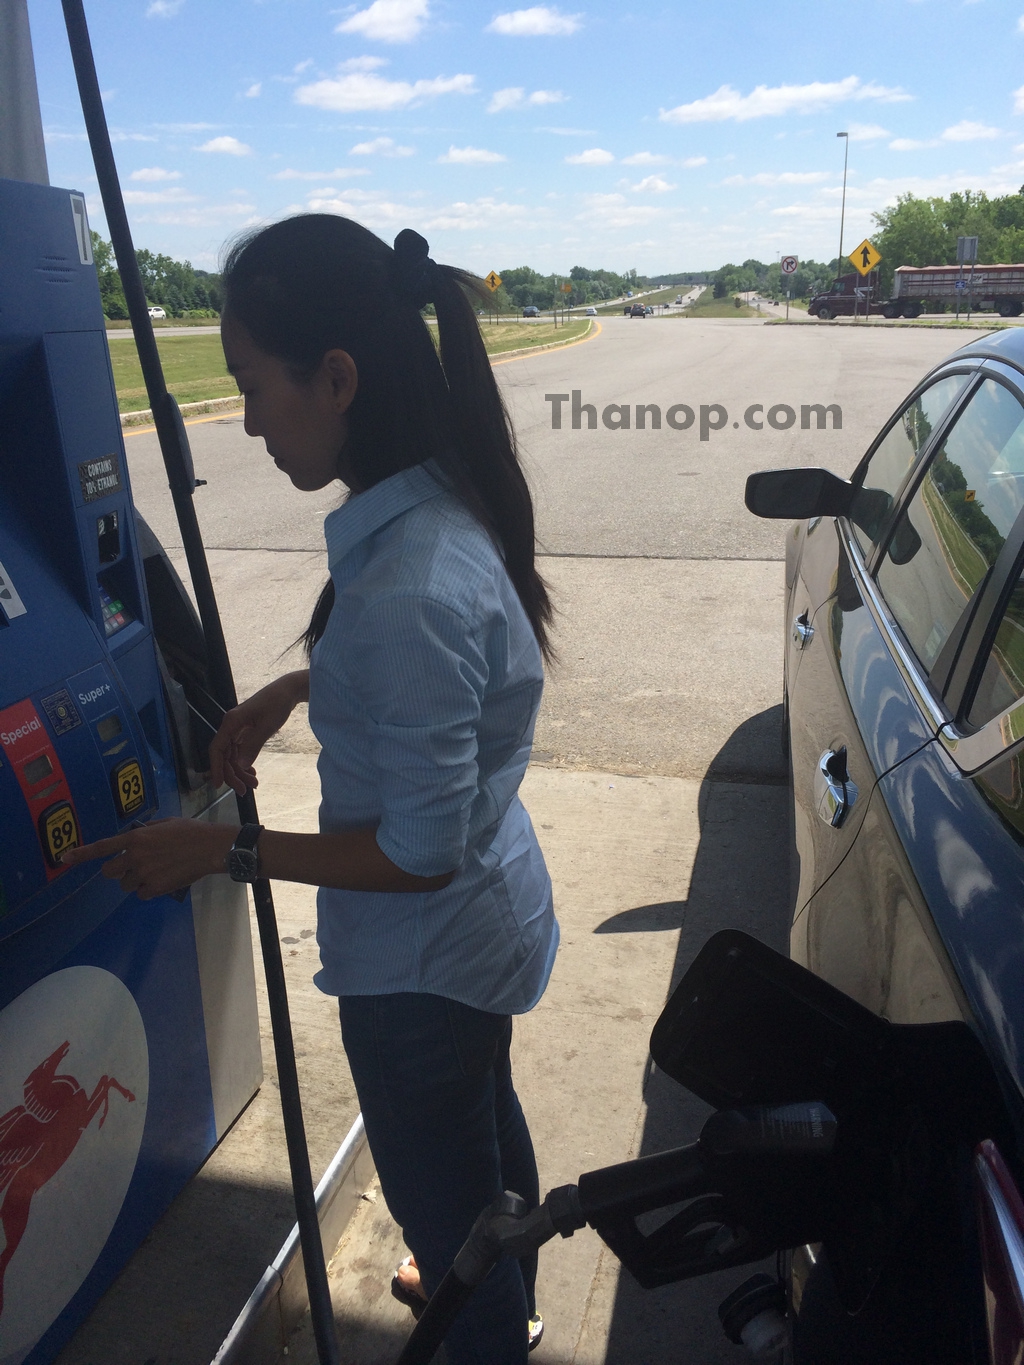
[229,848,259,882]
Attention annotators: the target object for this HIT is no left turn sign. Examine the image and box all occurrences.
[780,256,799,275]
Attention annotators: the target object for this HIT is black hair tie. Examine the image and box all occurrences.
[392,228,440,309]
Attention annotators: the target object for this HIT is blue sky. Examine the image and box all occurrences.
[28,0,1024,276]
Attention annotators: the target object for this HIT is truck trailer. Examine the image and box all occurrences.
[807,263,1024,320]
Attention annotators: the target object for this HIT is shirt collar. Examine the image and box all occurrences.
[324,460,446,566]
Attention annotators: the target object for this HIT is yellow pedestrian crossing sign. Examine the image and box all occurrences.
[850,238,882,276]
[484,271,502,291]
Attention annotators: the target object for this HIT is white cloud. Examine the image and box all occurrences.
[487,85,565,111]
[536,125,596,135]
[487,6,582,35]
[130,166,181,181]
[942,119,1000,141]
[196,135,252,155]
[134,202,258,227]
[350,136,414,155]
[340,55,389,71]
[123,187,198,204]
[1015,85,1024,114]
[244,83,262,99]
[1018,14,1024,31]
[439,145,507,163]
[565,147,614,164]
[576,193,661,227]
[146,0,183,15]
[722,170,829,185]
[489,86,525,111]
[660,76,911,124]
[295,71,475,111]
[632,175,675,192]
[682,154,708,167]
[271,166,371,178]
[620,151,670,165]
[335,0,429,42]
[847,122,889,141]
[889,136,937,151]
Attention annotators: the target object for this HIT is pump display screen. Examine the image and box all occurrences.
[96,714,122,743]
[23,753,53,785]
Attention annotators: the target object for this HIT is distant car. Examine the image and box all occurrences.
[629,304,646,318]
[522,306,540,318]
[644,306,653,315]
[585,306,597,316]
[148,306,166,320]
[675,295,683,304]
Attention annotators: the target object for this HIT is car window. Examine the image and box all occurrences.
[969,573,1024,728]
[848,374,968,556]
[876,378,1024,673]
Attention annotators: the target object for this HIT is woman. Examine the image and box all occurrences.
[63,216,559,1363]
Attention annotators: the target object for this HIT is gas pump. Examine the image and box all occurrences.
[0,16,266,1365]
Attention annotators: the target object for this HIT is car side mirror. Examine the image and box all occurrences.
[745,468,853,520]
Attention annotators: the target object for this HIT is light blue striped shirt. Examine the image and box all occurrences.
[308,460,558,1014]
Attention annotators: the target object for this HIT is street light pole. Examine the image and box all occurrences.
[836,131,849,278]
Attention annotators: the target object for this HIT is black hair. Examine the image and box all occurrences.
[220,214,553,660]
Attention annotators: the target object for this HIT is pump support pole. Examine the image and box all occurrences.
[58,5,340,1361]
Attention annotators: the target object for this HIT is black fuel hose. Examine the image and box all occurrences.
[58,5,340,1361]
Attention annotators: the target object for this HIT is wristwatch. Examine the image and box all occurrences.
[228,823,264,883]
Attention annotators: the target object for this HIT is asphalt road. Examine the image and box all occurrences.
[125,313,986,778]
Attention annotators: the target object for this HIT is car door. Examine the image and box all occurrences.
[795,370,1024,1101]
[786,370,975,912]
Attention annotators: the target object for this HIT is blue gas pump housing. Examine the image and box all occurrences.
[0,177,261,1365]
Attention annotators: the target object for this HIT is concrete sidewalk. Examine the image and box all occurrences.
[282,751,792,1365]
[54,736,790,1365]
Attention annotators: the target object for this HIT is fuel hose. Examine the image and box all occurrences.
[58,4,341,1361]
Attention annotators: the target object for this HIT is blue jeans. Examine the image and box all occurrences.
[339,993,539,1365]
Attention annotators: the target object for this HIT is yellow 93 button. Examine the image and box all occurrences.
[40,802,80,868]
[113,758,146,817]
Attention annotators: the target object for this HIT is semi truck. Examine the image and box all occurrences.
[808,263,1024,320]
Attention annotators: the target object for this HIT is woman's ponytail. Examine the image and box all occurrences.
[222,216,553,662]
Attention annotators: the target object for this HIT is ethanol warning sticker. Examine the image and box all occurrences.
[78,454,123,503]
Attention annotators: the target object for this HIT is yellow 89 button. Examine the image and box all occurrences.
[40,802,80,868]
[113,758,146,817]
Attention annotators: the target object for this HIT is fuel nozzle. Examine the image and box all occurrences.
[700,1102,838,1159]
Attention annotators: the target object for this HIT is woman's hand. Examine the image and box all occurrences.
[59,819,237,901]
[209,671,310,795]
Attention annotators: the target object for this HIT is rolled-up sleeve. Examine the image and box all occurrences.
[345,594,489,877]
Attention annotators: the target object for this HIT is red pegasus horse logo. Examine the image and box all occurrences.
[0,1040,135,1318]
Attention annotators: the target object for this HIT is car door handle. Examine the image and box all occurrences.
[815,746,859,829]
[793,611,814,648]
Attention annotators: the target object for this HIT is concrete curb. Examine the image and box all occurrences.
[120,394,243,429]
[211,1114,374,1365]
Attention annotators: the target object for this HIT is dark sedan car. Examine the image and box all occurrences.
[747,326,1024,1363]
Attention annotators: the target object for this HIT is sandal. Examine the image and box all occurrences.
[528,1311,544,1351]
[391,1255,545,1351]
[391,1256,428,1320]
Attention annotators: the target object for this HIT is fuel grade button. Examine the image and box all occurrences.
[112,758,145,817]
[40,801,80,868]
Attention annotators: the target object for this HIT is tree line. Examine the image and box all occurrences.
[487,264,645,311]
[872,187,1024,293]
[92,231,222,319]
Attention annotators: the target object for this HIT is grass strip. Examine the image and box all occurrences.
[109,320,591,412]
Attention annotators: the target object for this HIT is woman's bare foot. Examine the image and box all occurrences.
[395,1255,428,1303]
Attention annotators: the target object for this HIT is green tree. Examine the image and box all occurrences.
[90,231,128,318]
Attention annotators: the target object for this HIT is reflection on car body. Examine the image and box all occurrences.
[747,327,1024,1362]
